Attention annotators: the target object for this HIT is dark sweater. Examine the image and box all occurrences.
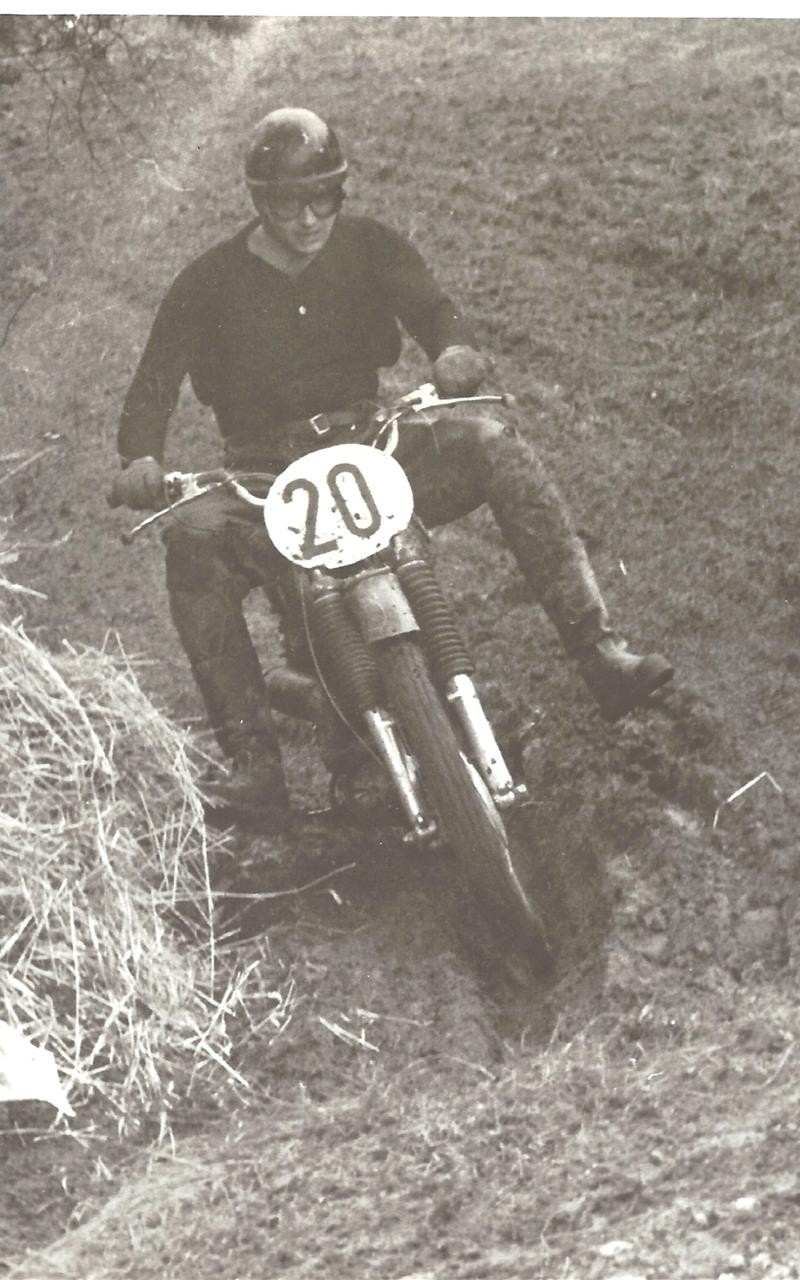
[118,213,476,462]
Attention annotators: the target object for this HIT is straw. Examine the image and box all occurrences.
[0,618,292,1131]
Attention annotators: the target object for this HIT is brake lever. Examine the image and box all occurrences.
[378,383,512,433]
[396,382,513,416]
[417,389,511,414]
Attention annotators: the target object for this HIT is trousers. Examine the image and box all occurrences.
[162,413,609,748]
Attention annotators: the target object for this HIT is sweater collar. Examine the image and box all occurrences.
[244,217,339,279]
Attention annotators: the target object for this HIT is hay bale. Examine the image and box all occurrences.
[0,619,288,1130]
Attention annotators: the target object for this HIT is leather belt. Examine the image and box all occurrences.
[306,408,365,437]
[224,401,377,470]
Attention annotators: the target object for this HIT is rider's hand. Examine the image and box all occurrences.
[433,345,494,397]
[107,456,165,510]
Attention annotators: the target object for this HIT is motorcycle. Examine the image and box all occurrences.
[117,384,553,978]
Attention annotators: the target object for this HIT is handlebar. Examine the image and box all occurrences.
[372,382,514,450]
[116,383,515,544]
[118,471,274,544]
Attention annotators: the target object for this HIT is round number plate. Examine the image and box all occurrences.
[263,443,415,568]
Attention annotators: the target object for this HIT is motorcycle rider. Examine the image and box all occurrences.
[111,107,673,831]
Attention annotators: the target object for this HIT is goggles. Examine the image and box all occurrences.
[261,186,345,223]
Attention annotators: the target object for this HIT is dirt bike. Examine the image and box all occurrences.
[118,384,553,978]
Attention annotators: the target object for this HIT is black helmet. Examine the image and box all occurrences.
[245,107,347,190]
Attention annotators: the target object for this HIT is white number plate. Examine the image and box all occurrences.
[263,443,415,569]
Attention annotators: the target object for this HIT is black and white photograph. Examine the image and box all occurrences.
[2,13,799,1278]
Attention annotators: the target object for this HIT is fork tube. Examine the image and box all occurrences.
[445,674,525,806]
[362,708,437,842]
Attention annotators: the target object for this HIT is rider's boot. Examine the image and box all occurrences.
[164,523,293,830]
[562,554,675,722]
[483,429,673,722]
[191,649,292,833]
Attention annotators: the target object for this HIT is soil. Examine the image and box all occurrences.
[3,16,800,1280]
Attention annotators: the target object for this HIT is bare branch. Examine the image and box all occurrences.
[0,16,160,160]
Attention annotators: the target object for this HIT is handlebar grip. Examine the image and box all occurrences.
[120,531,134,546]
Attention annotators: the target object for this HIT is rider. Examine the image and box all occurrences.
[111,107,673,831]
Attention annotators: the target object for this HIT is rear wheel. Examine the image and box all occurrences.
[379,638,552,976]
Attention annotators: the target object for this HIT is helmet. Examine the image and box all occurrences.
[245,107,347,190]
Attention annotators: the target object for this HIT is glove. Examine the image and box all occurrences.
[433,345,494,398]
[107,456,165,511]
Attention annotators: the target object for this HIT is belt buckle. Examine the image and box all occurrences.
[309,413,331,437]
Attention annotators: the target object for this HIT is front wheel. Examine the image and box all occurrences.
[378,638,553,976]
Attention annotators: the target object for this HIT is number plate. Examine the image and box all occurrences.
[263,443,415,568]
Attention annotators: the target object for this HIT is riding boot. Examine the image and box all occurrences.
[190,645,291,831]
[483,429,673,722]
[168,582,291,830]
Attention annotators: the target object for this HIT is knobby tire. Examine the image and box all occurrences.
[378,637,552,976]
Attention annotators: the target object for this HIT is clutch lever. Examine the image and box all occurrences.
[121,481,228,545]
[121,470,272,544]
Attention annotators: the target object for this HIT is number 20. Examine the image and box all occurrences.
[283,462,382,559]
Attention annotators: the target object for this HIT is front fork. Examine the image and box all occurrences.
[445,674,528,809]
[390,525,528,813]
[362,708,437,842]
[305,537,525,843]
[362,690,527,840]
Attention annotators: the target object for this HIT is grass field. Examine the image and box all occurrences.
[3,16,800,1279]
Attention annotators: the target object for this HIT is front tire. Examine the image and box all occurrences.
[379,638,552,976]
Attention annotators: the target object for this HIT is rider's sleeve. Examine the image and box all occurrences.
[117,259,212,463]
[366,219,479,360]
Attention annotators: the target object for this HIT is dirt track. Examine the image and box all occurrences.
[4,17,800,1279]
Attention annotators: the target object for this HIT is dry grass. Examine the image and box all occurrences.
[0,615,293,1131]
[5,15,800,1275]
[15,997,800,1280]
[0,519,48,601]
